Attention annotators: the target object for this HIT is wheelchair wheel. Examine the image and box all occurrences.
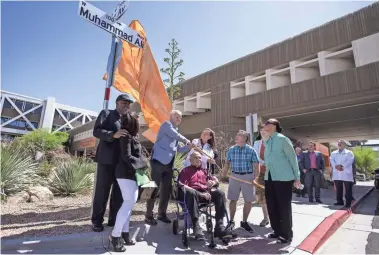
[173,219,179,235]
[206,219,213,233]
[182,230,188,248]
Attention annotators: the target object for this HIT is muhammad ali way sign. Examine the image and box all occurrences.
[78,0,144,48]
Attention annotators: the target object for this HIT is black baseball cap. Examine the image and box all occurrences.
[116,93,135,103]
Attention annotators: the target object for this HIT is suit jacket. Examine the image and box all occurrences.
[93,109,121,165]
[300,150,325,172]
[152,120,189,165]
[116,135,147,180]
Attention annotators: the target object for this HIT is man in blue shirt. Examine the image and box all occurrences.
[145,110,192,225]
[222,130,259,233]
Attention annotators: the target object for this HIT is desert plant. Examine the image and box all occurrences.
[16,129,69,154]
[49,157,96,196]
[0,144,39,197]
[352,147,378,174]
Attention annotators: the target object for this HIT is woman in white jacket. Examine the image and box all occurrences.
[253,126,270,227]
[183,128,216,169]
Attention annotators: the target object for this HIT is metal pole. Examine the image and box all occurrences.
[103,35,119,110]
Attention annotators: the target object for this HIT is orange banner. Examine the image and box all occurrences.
[104,20,171,142]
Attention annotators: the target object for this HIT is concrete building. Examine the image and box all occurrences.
[68,3,379,155]
[0,90,98,140]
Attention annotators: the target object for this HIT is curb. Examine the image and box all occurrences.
[1,230,109,253]
[297,186,374,254]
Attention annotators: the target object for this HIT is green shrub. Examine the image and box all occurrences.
[17,129,69,153]
[0,144,39,197]
[49,157,96,196]
[352,147,379,174]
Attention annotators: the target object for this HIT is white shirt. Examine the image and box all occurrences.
[183,138,214,169]
[253,140,265,165]
[330,148,355,182]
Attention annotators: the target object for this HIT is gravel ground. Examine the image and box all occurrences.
[1,183,245,240]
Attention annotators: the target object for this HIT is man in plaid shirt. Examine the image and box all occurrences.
[222,130,259,233]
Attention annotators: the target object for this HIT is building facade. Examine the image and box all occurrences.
[0,90,98,140]
[172,3,379,143]
[68,3,379,155]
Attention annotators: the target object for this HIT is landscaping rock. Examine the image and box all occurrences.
[29,195,40,203]
[7,192,30,204]
[27,186,54,201]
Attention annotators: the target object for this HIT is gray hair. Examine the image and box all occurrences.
[237,130,250,143]
[170,110,182,117]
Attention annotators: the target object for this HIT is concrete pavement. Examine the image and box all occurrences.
[1,181,374,254]
[316,189,379,254]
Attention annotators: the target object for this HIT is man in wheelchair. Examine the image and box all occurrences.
[178,151,232,240]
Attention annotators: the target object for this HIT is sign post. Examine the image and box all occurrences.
[78,0,143,110]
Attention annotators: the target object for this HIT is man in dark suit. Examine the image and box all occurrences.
[300,142,325,203]
[91,94,135,232]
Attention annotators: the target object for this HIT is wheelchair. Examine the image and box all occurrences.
[171,168,236,249]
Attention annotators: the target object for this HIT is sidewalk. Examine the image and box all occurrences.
[316,189,379,254]
[1,181,374,254]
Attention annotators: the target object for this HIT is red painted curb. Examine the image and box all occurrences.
[297,186,374,254]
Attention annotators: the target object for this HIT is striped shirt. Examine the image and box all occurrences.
[226,144,259,174]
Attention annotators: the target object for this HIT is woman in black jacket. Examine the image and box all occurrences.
[109,112,147,252]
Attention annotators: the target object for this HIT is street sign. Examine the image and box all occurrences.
[78,0,144,48]
[111,0,128,21]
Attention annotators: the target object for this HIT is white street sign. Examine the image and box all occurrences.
[111,0,128,21]
[78,0,144,48]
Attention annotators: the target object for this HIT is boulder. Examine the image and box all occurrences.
[29,195,40,203]
[27,186,54,201]
[7,192,30,204]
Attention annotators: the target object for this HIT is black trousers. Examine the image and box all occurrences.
[305,169,322,199]
[265,173,294,239]
[178,188,226,226]
[334,180,354,206]
[145,159,173,218]
[91,164,123,226]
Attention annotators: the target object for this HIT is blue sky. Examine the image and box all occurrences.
[1,1,374,113]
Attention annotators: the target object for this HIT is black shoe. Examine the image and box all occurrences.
[157,215,171,224]
[344,204,351,208]
[145,216,158,225]
[316,199,323,203]
[302,194,307,198]
[309,198,314,203]
[108,235,126,252]
[193,223,205,240]
[334,202,344,206]
[268,232,279,238]
[277,236,292,244]
[107,222,115,227]
[121,232,136,246]
[92,224,104,232]
[240,221,254,233]
[296,193,301,197]
[214,225,232,239]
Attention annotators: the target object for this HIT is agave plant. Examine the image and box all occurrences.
[0,144,39,197]
[49,157,96,196]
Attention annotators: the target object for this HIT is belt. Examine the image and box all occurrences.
[310,168,318,170]
[232,171,253,175]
